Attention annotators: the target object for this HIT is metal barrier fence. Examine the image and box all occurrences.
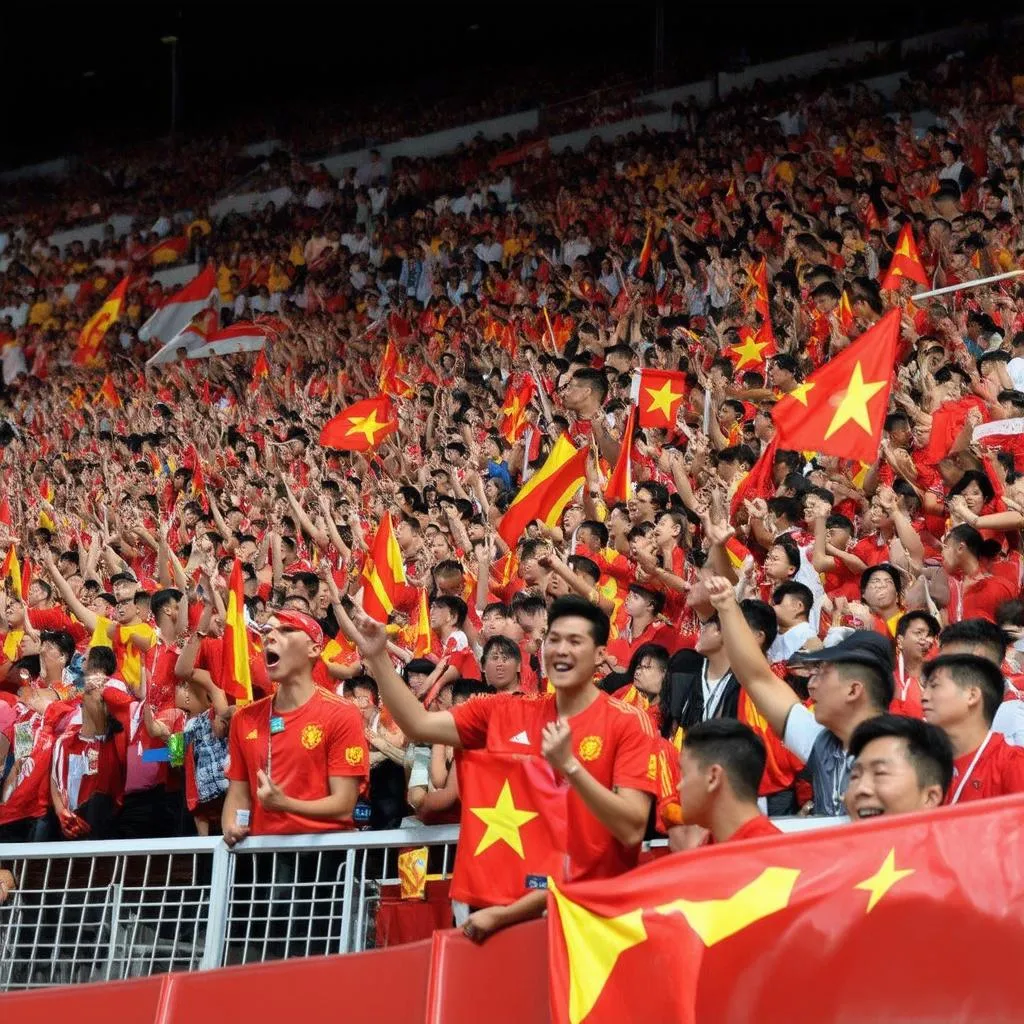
[0,818,841,991]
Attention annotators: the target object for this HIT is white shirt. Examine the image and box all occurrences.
[993,697,1024,747]
[1007,356,1024,392]
[767,621,816,663]
[474,242,503,264]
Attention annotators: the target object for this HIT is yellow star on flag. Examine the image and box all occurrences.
[643,380,682,420]
[550,866,800,1024]
[854,848,914,913]
[730,336,769,370]
[823,361,886,440]
[470,779,538,858]
[787,381,815,406]
[344,408,392,446]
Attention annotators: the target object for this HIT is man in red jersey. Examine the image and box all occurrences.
[920,653,1024,805]
[676,719,782,846]
[222,610,368,843]
[340,594,658,943]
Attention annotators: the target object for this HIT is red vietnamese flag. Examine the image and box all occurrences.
[749,257,770,319]
[361,511,407,622]
[604,405,637,504]
[251,349,270,384]
[499,376,536,444]
[94,375,123,408]
[728,320,777,372]
[68,386,87,411]
[320,396,398,452]
[497,435,588,549]
[771,309,900,463]
[222,559,253,703]
[2,545,21,599]
[452,748,568,907]
[0,497,11,526]
[412,588,434,658]
[548,795,1024,1024]
[183,443,206,496]
[630,369,687,429]
[729,436,778,517]
[379,338,415,398]
[73,276,129,366]
[880,223,929,289]
[139,235,188,267]
[838,288,855,333]
[972,416,1024,471]
[635,223,653,279]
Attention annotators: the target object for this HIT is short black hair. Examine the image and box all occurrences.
[404,658,438,679]
[482,635,521,665]
[682,719,767,803]
[39,629,76,664]
[938,618,1008,664]
[740,598,778,651]
[571,367,609,403]
[629,583,666,618]
[896,610,941,640]
[860,563,902,600]
[151,588,183,623]
[770,535,801,572]
[85,645,117,676]
[772,580,814,618]
[547,595,610,646]
[432,595,468,629]
[848,713,954,794]
[837,661,894,711]
[923,652,1005,725]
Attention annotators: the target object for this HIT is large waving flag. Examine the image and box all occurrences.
[94,374,122,409]
[378,338,415,398]
[361,512,406,622]
[497,435,588,548]
[548,794,1024,1024]
[187,320,282,359]
[880,223,929,290]
[138,235,188,267]
[727,320,777,372]
[2,545,23,600]
[320,396,398,452]
[139,265,219,344]
[499,376,536,444]
[222,558,253,703]
[412,588,434,658]
[604,404,636,504]
[635,223,653,279]
[146,308,219,367]
[73,277,129,366]
[729,436,778,517]
[452,749,568,908]
[771,308,900,464]
[749,256,770,318]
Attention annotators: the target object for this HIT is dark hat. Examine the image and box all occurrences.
[790,629,893,677]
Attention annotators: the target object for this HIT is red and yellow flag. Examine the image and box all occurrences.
[727,320,777,372]
[880,223,929,289]
[499,376,536,445]
[631,369,687,429]
[635,223,654,279]
[222,558,253,703]
[379,338,415,398]
[320,396,397,452]
[2,545,22,600]
[749,257,770,319]
[251,349,270,384]
[69,386,87,411]
[497,435,588,548]
[771,309,900,464]
[604,404,636,504]
[412,588,434,658]
[548,795,1024,1024]
[94,375,122,409]
[730,436,778,518]
[0,498,10,527]
[837,288,855,333]
[361,511,407,622]
[73,277,129,366]
[452,749,568,908]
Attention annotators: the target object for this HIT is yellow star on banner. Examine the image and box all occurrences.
[470,779,538,858]
[854,848,914,913]
[643,380,682,420]
[787,381,815,406]
[730,336,769,370]
[823,361,886,440]
[551,867,800,1024]
[344,409,392,446]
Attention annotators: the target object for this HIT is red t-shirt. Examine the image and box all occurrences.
[700,813,782,845]
[450,690,659,883]
[51,723,128,812]
[605,619,680,670]
[948,573,1017,624]
[225,688,369,835]
[195,633,271,698]
[851,534,892,568]
[945,732,1024,804]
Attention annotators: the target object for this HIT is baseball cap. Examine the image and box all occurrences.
[270,610,324,646]
[790,629,893,677]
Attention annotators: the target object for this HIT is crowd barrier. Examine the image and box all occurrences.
[0,818,839,993]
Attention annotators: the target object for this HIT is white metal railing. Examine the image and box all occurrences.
[0,818,840,991]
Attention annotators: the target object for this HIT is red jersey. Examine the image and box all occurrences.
[700,814,782,845]
[605,619,680,669]
[450,690,659,883]
[948,573,1017,624]
[225,688,369,835]
[945,732,1024,805]
[51,723,128,813]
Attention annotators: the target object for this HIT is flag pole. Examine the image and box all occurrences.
[912,270,1024,302]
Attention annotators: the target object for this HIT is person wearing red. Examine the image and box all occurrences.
[890,611,939,718]
[222,610,369,842]
[919,652,1024,804]
[604,584,679,670]
[341,595,658,943]
[676,718,782,846]
[942,524,1016,624]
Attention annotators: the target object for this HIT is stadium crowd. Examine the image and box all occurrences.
[3,28,1024,932]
